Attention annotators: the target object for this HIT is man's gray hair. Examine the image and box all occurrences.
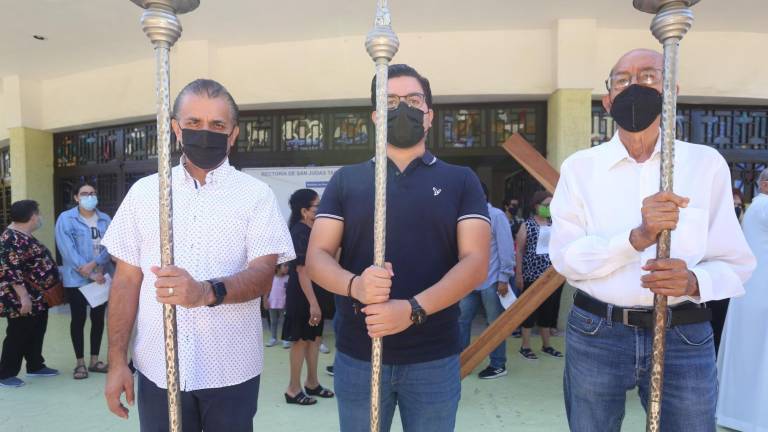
[172,78,239,124]
[759,167,768,183]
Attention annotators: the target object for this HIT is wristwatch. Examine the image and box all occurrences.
[206,279,227,307]
[408,297,427,325]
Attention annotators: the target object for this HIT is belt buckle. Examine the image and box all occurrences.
[622,308,646,327]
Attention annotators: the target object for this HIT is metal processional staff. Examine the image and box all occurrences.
[364,0,399,431]
[632,1,699,431]
[129,1,200,431]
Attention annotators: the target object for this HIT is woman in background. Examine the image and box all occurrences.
[282,189,334,405]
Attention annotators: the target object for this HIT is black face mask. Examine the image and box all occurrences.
[508,205,518,216]
[181,128,230,170]
[609,84,663,133]
[387,102,426,149]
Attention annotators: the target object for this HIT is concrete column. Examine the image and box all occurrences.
[546,89,593,171]
[9,127,55,249]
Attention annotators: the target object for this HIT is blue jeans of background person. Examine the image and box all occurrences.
[137,371,260,432]
[458,286,506,368]
[564,305,717,432]
[334,351,461,432]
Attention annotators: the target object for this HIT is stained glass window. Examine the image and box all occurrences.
[331,112,371,149]
[282,114,324,151]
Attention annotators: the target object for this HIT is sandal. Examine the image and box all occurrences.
[285,392,317,406]
[88,361,109,373]
[542,346,564,358]
[73,365,89,380]
[305,384,335,398]
[519,348,539,360]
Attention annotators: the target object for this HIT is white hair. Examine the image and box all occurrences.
[760,167,768,183]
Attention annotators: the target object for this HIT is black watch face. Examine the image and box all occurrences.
[411,309,426,325]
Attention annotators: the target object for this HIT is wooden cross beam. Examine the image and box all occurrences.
[460,133,566,379]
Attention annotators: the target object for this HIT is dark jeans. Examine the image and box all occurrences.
[564,305,717,432]
[0,310,49,379]
[67,288,107,359]
[137,371,260,432]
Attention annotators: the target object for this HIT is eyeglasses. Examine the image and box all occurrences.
[605,68,663,92]
[387,93,427,111]
[78,192,97,197]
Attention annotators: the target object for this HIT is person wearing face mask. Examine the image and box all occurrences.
[503,196,525,241]
[514,190,564,360]
[549,49,756,431]
[307,64,491,432]
[0,200,61,388]
[101,79,294,432]
[55,182,113,380]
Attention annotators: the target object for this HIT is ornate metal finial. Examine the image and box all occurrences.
[634,0,698,42]
[131,0,199,47]
[365,1,400,64]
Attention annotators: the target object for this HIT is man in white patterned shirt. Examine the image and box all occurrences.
[102,79,295,432]
[550,49,755,432]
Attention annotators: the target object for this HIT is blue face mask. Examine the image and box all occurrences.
[79,195,98,211]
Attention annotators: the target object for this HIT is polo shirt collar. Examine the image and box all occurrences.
[603,130,662,170]
[368,150,438,167]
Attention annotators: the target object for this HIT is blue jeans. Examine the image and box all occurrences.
[564,305,717,432]
[334,351,461,432]
[458,286,506,368]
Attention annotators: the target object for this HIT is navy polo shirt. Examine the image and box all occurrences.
[316,151,489,365]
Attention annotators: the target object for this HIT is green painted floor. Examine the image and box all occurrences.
[0,309,701,431]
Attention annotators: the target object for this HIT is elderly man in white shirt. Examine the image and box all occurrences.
[550,49,756,432]
[102,79,295,432]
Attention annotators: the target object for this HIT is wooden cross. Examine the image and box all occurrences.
[460,133,567,379]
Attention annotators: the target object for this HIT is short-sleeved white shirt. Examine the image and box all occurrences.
[102,158,295,391]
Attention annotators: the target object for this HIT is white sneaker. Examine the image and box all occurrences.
[319,343,331,354]
[265,338,277,347]
[282,341,292,349]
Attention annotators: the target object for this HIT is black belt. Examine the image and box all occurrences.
[574,291,712,329]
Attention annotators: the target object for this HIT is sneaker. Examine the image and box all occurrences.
[27,367,59,377]
[265,338,278,347]
[319,343,330,354]
[282,341,292,349]
[0,377,25,387]
[478,366,507,380]
[325,366,334,376]
[550,328,563,337]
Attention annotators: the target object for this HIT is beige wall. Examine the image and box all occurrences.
[0,24,766,134]
[9,127,55,249]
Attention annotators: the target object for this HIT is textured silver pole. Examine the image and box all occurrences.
[365,1,399,431]
[632,1,697,431]
[130,1,199,431]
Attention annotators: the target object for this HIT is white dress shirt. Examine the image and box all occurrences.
[102,159,295,391]
[550,132,756,308]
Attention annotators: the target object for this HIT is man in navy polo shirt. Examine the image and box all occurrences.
[307,64,491,432]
